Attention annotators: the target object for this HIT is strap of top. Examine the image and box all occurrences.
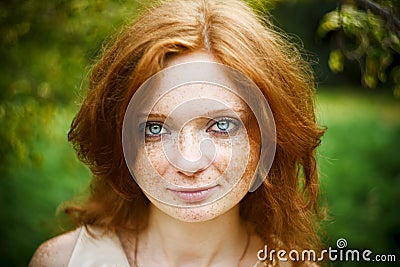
[67,226,130,267]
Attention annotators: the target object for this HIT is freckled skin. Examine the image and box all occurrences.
[29,52,269,267]
[132,77,261,222]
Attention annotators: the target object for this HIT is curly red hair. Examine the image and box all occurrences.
[66,0,325,259]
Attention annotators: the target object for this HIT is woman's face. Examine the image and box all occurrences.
[127,52,261,222]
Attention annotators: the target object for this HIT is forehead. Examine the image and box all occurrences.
[129,51,265,124]
[148,83,248,117]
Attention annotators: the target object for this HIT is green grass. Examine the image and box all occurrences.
[316,88,400,266]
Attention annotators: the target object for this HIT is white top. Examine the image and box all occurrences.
[67,226,268,267]
[68,226,130,267]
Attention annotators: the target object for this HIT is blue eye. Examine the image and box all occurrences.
[145,122,169,137]
[148,124,162,134]
[216,120,230,131]
[207,118,239,135]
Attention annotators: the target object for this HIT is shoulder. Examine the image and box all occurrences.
[29,228,81,267]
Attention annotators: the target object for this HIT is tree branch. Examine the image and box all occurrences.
[354,0,400,35]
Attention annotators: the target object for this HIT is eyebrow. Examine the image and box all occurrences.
[204,108,247,116]
[138,108,247,119]
[138,113,167,121]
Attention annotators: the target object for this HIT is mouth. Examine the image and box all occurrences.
[167,185,219,203]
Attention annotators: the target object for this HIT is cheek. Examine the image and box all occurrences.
[212,138,248,187]
[243,116,262,180]
[213,133,255,181]
[145,142,169,176]
[133,143,169,184]
[245,139,260,178]
[212,140,232,174]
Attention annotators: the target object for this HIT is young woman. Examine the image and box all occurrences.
[30,0,325,266]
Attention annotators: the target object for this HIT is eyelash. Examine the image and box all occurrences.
[141,117,240,140]
[142,122,170,140]
[206,117,239,136]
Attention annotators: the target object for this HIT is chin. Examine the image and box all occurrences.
[175,206,228,223]
[149,196,234,223]
[146,180,250,223]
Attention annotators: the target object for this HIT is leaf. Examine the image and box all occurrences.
[328,49,344,73]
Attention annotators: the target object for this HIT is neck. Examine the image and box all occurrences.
[140,203,248,267]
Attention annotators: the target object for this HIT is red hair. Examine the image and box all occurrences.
[66,0,325,261]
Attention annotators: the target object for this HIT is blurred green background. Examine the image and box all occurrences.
[0,0,399,266]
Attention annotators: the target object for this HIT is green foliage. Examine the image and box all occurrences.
[0,106,90,266]
[245,0,282,14]
[0,0,141,265]
[317,1,400,94]
[0,0,140,166]
[317,89,400,266]
[0,0,399,266]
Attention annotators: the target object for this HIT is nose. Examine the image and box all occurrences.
[179,127,202,161]
[164,127,215,176]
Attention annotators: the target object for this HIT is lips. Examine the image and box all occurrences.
[168,185,218,203]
